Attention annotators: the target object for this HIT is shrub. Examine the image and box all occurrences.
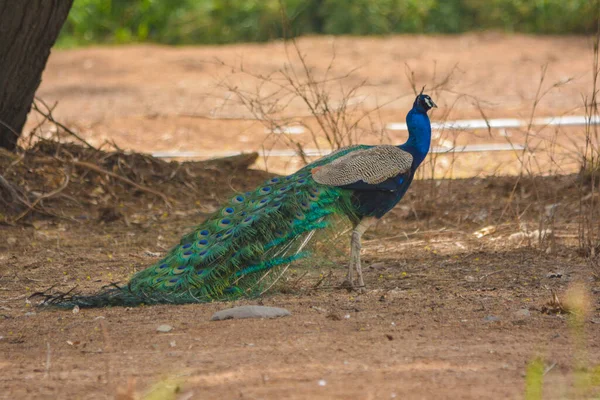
[58,0,599,47]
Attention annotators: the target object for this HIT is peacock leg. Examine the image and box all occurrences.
[345,217,376,289]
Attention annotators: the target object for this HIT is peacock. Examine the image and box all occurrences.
[44,91,436,307]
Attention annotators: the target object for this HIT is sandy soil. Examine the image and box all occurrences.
[1,34,599,399]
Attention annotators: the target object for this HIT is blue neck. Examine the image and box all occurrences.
[399,107,431,167]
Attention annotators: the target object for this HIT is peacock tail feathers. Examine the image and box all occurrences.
[41,91,437,308]
[47,157,361,307]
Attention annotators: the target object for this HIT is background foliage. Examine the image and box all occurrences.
[59,0,598,46]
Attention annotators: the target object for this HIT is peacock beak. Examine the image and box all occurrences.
[423,96,437,109]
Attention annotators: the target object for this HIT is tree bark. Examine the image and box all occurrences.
[0,0,73,151]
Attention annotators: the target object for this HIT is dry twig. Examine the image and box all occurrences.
[32,98,97,151]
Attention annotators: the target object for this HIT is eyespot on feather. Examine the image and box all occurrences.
[172,264,187,274]
[222,228,234,238]
[218,218,231,228]
[164,278,179,287]
[274,230,285,238]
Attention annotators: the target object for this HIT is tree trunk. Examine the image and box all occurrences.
[0,0,73,151]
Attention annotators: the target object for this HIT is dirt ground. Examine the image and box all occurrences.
[1,34,600,399]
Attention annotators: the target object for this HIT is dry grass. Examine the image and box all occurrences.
[578,21,600,260]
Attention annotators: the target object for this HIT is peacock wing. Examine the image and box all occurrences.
[311,145,413,187]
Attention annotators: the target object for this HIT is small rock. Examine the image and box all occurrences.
[483,315,500,322]
[326,313,342,321]
[24,312,36,317]
[72,305,80,314]
[97,207,123,223]
[318,379,327,387]
[156,324,173,333]
[210,305,291,321]
[169,341,176,348]
[464,275,476,282]
[6,237,17,246]
[473,225,496,239]
[369,262,387,271]
[509,229,552,244]
[514,309,531,319]
[509,232,528,243]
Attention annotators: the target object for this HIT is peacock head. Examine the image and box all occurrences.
[413,88,437,113]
